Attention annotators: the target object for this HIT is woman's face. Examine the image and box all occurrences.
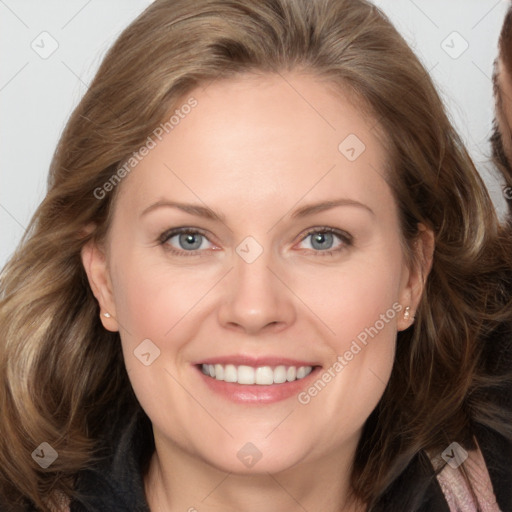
[83,72,429,474]
[495,57,512,173]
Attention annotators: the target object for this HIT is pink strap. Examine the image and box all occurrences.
[430,440,501,512]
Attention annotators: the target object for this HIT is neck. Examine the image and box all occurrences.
[143,434,365,512]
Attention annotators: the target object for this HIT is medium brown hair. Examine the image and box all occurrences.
[1,0,511,510]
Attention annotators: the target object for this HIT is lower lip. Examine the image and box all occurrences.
[196,366,321,404]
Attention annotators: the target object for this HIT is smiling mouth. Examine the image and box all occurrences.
[199,363,315,385]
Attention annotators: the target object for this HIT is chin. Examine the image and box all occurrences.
[205,448,305,476]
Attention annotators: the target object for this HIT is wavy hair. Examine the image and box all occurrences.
[1,0,511,510]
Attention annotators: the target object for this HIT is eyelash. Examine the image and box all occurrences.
[158,226,353,258]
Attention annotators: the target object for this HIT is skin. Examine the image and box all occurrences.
[82,72,434,512]
[492,53,512,211]
[495,56,512,171]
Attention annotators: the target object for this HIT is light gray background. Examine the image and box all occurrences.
[1,0,509,269]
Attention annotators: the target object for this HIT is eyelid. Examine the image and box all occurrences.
[158,226,210,245]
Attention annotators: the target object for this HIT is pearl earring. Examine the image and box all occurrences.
[103,312,111,318]
[403,306,411,320]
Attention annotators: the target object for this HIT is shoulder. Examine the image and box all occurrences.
[474,415,512,510]
[69,406,152,512]
[471,319,512,510]
[432,439,505,512]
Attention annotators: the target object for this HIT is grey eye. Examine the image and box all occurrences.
[163,231,210,251]
[309,232,335,250]
[176,233,204,250]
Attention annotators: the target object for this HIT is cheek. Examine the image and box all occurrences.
[108,250,207,431]
[292,241,403,425]
[298,242,404,347]
[108,245,225,411]
[109,243,217,338]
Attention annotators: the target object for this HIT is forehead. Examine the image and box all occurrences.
[116,72,392,217]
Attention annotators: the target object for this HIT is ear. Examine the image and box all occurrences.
[396,223,435,331]
[81,237,119,332]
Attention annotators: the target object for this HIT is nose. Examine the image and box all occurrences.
[217,242,296,335]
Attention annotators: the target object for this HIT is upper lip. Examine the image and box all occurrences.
[194,355,320,367]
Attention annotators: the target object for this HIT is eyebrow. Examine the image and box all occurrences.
[291,198,374,218]
[140,198,374,221]
[141,200,226,222]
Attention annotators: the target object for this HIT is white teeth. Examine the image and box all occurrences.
[214,364,224,380]
[273,365,287,384]
[237,365,255,385]
[224,364,237,383]
[200,363,314,385]
[255,366,274,385]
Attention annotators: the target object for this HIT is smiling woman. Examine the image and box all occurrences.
[0,1,511,512]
